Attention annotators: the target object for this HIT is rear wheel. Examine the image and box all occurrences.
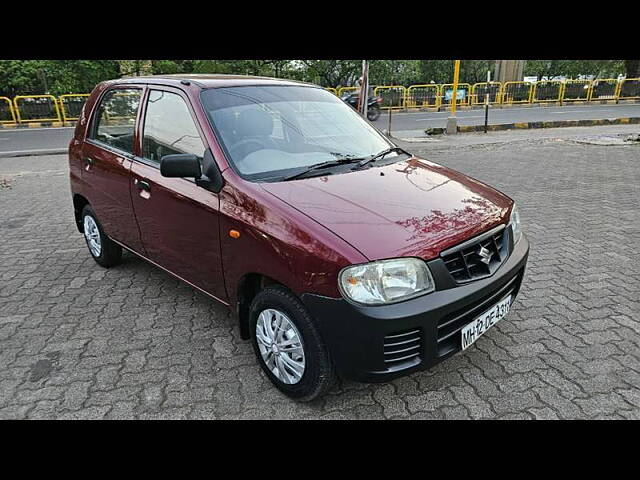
[81,205,122,268]
[249,285,336,401]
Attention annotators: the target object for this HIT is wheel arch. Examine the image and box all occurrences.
[73,193,90,232]
[236,273,282,340]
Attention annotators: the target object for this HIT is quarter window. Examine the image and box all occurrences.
[142,90,205,164]
[91,88,141,154]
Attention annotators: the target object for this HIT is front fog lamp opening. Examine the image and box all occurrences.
[339,258,435,306]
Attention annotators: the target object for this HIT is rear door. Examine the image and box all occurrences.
[82,86,145,253]
[129,87,227,302]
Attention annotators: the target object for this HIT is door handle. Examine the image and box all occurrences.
[83,157,94,167]
[135,179,151,192]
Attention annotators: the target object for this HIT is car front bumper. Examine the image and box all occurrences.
[301,234,530,383]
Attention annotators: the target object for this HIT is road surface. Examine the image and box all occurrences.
[377,103,640,133]
[0,127,74,156]
[2,123,639,419]
[1,103,639,155]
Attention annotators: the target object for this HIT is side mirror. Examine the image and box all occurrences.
[160,154,202,178]
[196,148,225,194]
[159,149,224,193]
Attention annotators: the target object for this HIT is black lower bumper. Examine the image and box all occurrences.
[301,234,530,383]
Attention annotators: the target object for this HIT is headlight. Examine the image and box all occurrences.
[509,204,522,245]
[339,258,435,305]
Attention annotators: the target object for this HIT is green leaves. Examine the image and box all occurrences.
[0,60,121,97]
[0,60,634,98]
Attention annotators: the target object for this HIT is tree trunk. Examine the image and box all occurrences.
[625,60,640,78]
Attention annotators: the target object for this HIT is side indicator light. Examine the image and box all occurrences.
[229,230,241,239]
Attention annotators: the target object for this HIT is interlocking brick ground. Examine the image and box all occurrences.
[1,129,639,419]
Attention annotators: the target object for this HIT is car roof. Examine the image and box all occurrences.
[113,74,319,89]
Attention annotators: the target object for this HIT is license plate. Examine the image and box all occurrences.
[461,295,511,350]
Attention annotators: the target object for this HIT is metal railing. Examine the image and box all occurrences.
[618,78,640,100]
[373,85,407,110]
[0,78,638,126]
[405,84,440,109]
[561,80,592,102]
[0,96,16,123]
[501,81,534,105]
[532,81,563,104]
[590,79,620,101]
[337,86,358,98]
[471,82,502,105]
[441,83,471,108]
[59,94,89,123]
[13,95,62,123]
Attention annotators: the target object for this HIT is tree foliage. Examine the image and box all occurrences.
[0,59,636,97]
[625,60,640,78]
[0,60,121,97]
[523,60,625,80]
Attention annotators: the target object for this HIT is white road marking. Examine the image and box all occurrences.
[416,115,484,122]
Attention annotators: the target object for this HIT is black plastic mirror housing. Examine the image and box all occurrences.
[160,154,202,178]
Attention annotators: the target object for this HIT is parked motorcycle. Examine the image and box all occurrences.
[341,92,383,121]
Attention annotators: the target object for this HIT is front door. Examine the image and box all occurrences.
[82,87,145,253]
[129,87,227,303]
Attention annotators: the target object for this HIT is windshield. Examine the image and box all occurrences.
[200,85,392,181]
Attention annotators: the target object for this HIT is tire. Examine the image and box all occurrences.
[367,105,381,121]
[81,204,122,268]
[249,285,336,401]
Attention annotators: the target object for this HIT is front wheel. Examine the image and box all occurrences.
[249,286,336,401]
[367,105,381,121]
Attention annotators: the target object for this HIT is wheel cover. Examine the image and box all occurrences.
[256,308,306,385]
[83,215,102,257]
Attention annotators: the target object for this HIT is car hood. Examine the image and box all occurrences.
[260,156,513,261]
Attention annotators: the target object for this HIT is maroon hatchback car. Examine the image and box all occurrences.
[69,74,529,400]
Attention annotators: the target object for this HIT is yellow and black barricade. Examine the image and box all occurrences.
[325,87,338,96]
[0,96,17,123]
[618,78,640,100]
[405,84,441,110]
[501,81,533,105]
[532,81,563,104]
[373,85,407,110]
[590,79,620,102]
[560,80,592,103]
[59,94,90,123]
[440,83,471,108]
[471,82,502,105]
[13,95,62,123]
[337,86,358,98]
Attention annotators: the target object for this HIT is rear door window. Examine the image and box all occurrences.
[141,89,205,165]
[90,88,142,154]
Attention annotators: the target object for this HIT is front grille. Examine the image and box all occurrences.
[383,329,422,368]
[441,225,508,283]
[436,268,524,357]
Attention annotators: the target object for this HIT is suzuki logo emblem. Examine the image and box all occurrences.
[477,246,493,265]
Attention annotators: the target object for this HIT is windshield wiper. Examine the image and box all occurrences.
[354,147,410,169]
[282,157,362,181]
